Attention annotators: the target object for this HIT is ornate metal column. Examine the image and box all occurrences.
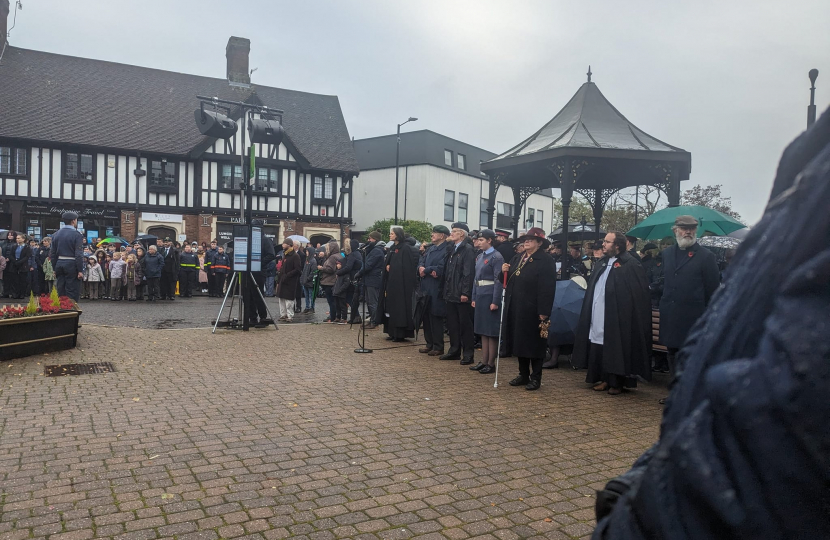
[486,172,502,230]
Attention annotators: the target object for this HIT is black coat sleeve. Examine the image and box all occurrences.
[460,248,475,298]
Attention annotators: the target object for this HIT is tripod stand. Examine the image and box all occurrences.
[212,272,279,333]
[354,248,372,354]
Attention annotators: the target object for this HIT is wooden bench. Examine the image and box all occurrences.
[652,308,667,354]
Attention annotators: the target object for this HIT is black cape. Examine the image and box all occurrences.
[571,251,652,381]
[378,241,417,339]
[499,250,556,359]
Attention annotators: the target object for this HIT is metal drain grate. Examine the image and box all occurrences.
[44,362,116,377]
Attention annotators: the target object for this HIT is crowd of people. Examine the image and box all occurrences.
[10,210,722,398]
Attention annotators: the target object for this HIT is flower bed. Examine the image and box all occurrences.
[0,290,82,361]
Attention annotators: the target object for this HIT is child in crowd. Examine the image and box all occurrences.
[43,256,55,293]
[84,256,105,300]
[124,253,142,301]
[108,252,126,301]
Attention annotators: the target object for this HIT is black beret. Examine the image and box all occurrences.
[451,222,469,233]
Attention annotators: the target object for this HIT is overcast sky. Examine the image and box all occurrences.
[9,0,829,224]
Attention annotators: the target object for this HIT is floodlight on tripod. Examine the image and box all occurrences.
[194,101,237,139]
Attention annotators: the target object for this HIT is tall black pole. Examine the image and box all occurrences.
[808,69,819,128]
[241,111,251,331]
[394,123,401,225]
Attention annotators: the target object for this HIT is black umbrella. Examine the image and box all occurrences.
[549,222,606,244]
[412,291,430,340]
[133,234,158,251]
[547,280,586,346]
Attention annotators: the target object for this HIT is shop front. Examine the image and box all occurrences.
[21,202,121,242]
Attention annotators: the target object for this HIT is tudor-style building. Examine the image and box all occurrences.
[0,11,358,246]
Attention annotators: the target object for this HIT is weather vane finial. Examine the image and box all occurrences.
[587,65,592,83]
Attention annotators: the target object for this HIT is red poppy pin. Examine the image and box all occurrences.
[484,259,489,264]
[613,262,621,268]
[395,249,399,254]
[688,251,694,258]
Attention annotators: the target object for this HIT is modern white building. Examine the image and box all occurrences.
[352,130,554,237]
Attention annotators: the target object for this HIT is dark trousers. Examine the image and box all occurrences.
[586,343,633,389]
[160,271,176,298]
[446,301,474,359]
[322,285,336,321]
[12,271,29,298]
[146,277,161,300]
[667,347,680,378]
[245,272,268,323]
[55,260,80,301]
[179,270,196,297]
[365,285,380,323]
[423,312,445,352]
[518,357,543,381]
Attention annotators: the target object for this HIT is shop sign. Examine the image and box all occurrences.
[25,202,120,220]
[141,212,182,223]
[227,216,272,224]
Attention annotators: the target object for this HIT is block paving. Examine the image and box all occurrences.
[0,305,665,539]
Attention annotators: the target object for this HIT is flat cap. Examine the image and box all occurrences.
[433,225,450,235]
[61,211,79,221]
[674,215,699,227]
[368,231,382,241]
[643,242,658,251]
[451,222,469,233]
[477,229,496,240]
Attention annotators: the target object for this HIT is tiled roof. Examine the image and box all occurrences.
[0,46,359,174]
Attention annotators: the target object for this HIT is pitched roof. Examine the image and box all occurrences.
[0,46,359,174]
[488,81,686,163]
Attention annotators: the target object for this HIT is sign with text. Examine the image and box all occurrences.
[141,212,183,223]
[251,226,262,272]
[232,225,248,271]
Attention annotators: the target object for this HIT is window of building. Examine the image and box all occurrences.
[313,176,335,201]
[444,150,453,167]
[64,151,94,182]
[149,160,177,191]
[0,146,27,176]
[458,193,468,223]
[537,209,544,228]
[526,208,535,229]
[457,153,466,170]
[444,190,455,222]
[480,198,490,228]
[221,164,243,190]
[256,167,280,193]
[496,201,514,229]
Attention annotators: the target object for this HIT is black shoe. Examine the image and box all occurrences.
[254,322,269,329]
[385,336,395,341]
[478,365,495,374]
[439,353,461,361]
[419,347,432,354]
[541,359,559,369]
[525,379,541,391]
[460,358,474,366]
[469,362,485,371]
[509,376,529,386]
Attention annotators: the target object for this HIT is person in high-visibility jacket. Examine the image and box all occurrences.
[212,246,231,295]
[178,244,200,298]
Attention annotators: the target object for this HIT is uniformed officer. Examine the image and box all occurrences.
[49,211,84,301]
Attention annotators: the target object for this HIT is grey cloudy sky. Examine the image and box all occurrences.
[10,0,829,224]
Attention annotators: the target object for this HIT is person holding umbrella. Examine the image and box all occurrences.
[498,228,556,391]
[469,230,504,374]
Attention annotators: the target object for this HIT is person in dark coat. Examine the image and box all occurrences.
[658,216,720,378]
[493,229,515,264]
[440,223,477,364]
[212,247,231,295]
[8,233,33,299]
[140,245,165,301]
[417,225,450,355]
[377,227,417,341]
[276,239,301,322]
[178,244,200,298]
[498,227,556,391]
[1,230,17,298]
[159,237,180,300]
[49,212,84,302]
[334,239,362,324]
[355,231,384,328]
[592,105,830,540]
[572,232,652,395]
[246,220,276,328]
[625,235,641,261]
[469,230,504,374]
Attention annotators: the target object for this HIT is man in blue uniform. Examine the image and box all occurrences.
[49,211,84,301]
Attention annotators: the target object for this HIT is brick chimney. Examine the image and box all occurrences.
[226,36,250,85]
[1,0,10,47]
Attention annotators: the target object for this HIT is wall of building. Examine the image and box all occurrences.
[352,165,556,234]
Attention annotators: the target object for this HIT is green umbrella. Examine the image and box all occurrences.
[96,236,129,247]
[627,205,746,240]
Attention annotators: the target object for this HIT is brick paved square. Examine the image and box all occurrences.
[0,304,665,538]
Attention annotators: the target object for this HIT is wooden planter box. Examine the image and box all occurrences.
[0,310,82,361]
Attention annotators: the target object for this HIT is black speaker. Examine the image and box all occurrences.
[194,109,238,139]
[248,118,285,145]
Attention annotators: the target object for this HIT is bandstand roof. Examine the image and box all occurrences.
[481,72,691,187]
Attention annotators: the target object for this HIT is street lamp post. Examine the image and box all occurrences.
[808,69,819,128]
[394,117,417,224]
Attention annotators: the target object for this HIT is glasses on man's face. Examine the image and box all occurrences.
[602,240,614,245]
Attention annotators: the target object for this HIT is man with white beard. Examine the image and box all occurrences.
[658,215,720,385]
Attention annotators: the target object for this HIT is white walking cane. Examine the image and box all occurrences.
[493,270,509,388]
